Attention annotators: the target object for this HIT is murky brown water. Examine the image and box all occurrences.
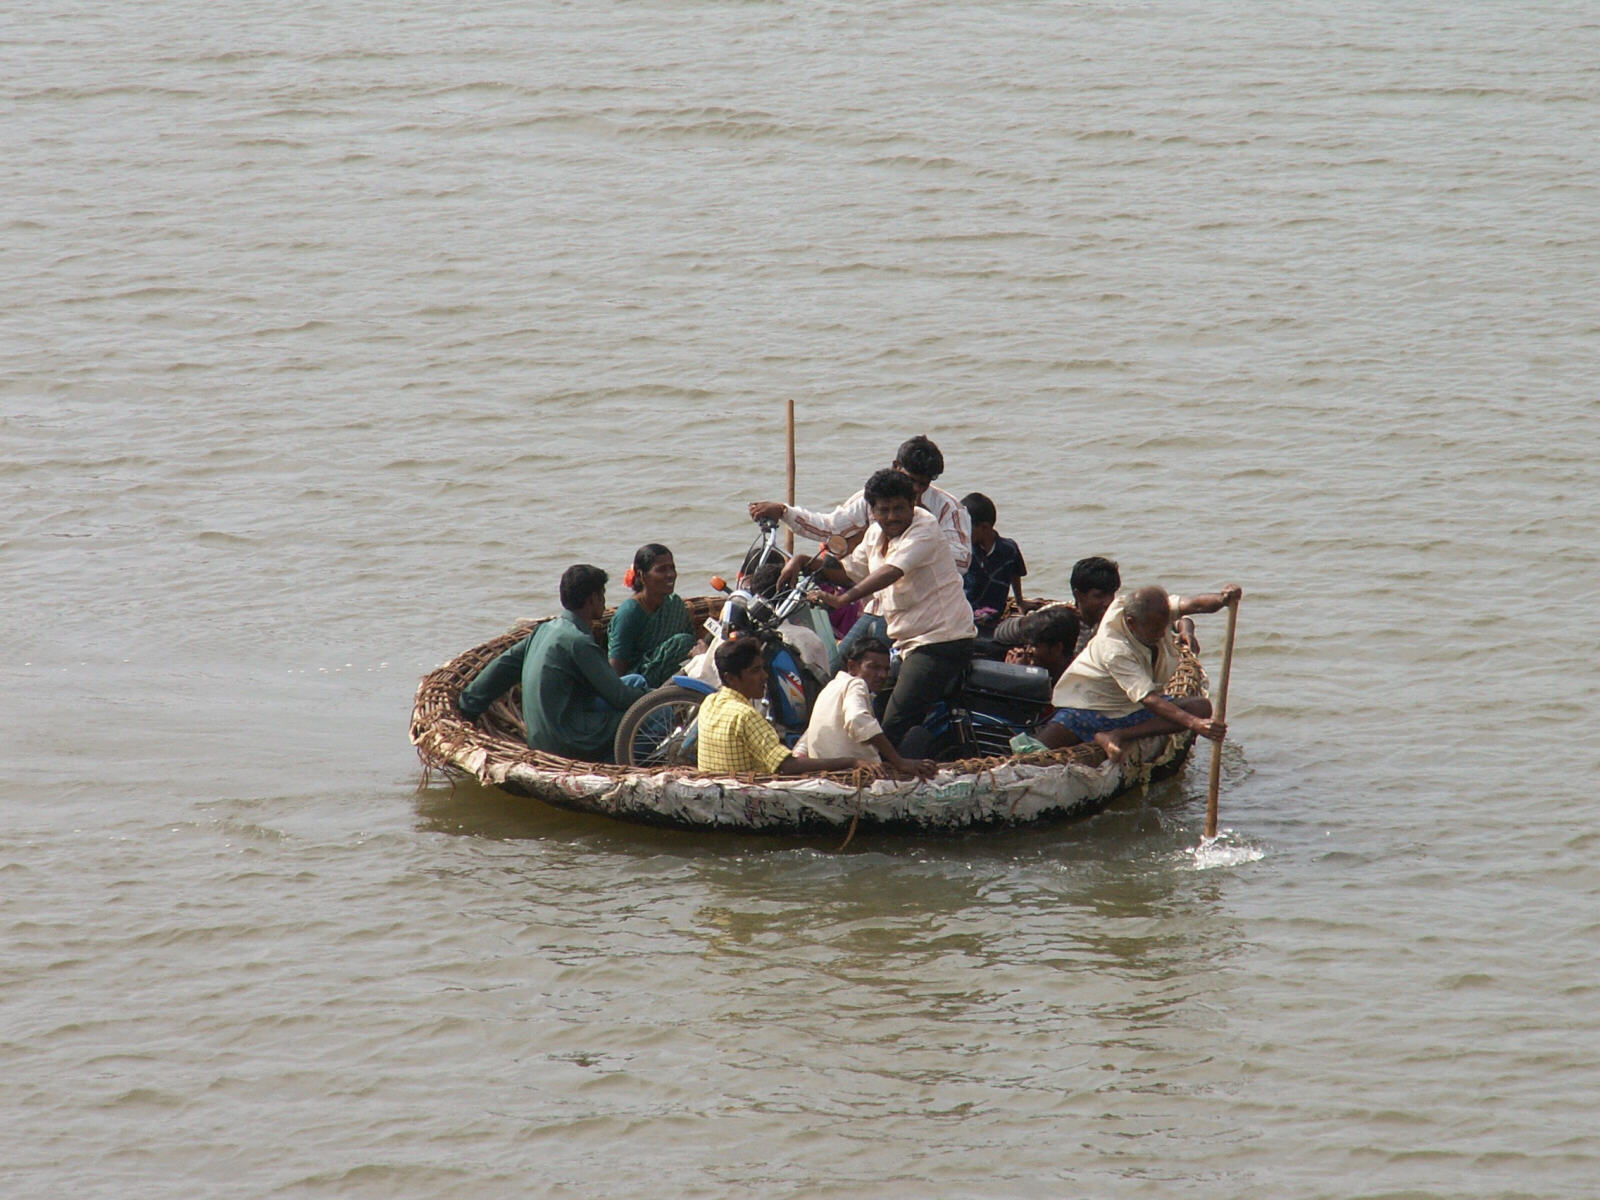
[5,1,1598,1195]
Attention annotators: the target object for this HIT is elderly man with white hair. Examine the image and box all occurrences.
[1037,583,1241,762]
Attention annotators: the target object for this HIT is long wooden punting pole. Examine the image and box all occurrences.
[1204,599,1240,840]
[785,399,796,553]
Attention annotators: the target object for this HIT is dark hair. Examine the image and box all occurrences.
[740,540,781,581]
[746,562,783,598]
[629,543,672,592]
[960,491,996,527]
[1025,608,1079,651]
[845,637,892,663]
[714,636,764,682]
[1070,556,1121,595]
[894,434,944,481]
[863,467,916,508]
[559,564,608,611]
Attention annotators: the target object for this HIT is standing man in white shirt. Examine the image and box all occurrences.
[747,435,971,662]
[808,469,978,747]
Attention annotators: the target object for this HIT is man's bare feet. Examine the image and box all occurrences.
[1094,731,1127,763]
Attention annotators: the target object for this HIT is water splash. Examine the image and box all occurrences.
[1188,830,1266,870]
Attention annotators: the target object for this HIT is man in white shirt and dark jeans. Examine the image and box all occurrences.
[808,469,978,747]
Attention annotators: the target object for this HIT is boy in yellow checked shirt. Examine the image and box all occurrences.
[696,638,877,777]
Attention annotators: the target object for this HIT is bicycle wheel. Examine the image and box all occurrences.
[614,685,705,768]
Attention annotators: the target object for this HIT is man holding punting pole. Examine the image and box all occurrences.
[1036,583,1242,763]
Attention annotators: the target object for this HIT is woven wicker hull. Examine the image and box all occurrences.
[411,597,1205,835]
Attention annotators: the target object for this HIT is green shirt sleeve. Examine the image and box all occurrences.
[458,634,530,716]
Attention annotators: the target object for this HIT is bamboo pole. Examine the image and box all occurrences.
[1204,599,1240,840]
[785,399,796,553]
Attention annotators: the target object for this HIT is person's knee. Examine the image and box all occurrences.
[881,686,925,743]
[1037,721,1075,749]
[1180,696,1212,717]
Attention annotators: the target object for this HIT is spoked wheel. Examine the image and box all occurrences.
[614,685,705,768]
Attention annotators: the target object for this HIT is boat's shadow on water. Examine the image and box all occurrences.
[414,771,1252,1013]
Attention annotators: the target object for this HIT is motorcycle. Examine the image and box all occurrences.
[897,656,1054,761]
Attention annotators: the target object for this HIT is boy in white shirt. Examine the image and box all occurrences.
[798,640,936,780]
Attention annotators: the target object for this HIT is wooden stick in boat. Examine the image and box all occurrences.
[1204,598,1240,840]
[785,398,796,553]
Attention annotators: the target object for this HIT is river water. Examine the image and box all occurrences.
[4,1,1598,1196]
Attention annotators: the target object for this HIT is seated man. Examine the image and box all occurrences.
[457,564,648,762]
[992,555,1118,654]
[808,469,978,746]
[1020,607,1080,686]
[747,434,971,661]
[697,637,877,777]
[797,639,936,780]
[1038,583,1241,763]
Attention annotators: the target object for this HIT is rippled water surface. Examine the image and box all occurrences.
[5,1,1599,1196]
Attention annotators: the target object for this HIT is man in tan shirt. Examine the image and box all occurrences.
[809,469,978,746]
[1039,583,1241,762]
[747,434,971,662]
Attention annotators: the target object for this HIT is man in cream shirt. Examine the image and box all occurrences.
[747,434,971,661]
[1038,583,1240,762]
[810,469,977,746]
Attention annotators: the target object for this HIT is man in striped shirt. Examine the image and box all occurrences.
[747,434,971,570]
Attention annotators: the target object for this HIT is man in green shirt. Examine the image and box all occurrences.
[458,564,648,762]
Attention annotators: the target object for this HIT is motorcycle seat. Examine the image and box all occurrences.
[963,658,1051,706]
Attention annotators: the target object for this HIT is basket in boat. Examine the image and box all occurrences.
[410,596,1207,835]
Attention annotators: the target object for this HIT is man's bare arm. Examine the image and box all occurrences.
[811,564,903,609]
[1141,693,1225,741]
[1175,583,1243,616]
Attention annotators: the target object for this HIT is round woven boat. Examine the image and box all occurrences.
[411,596,1207,835]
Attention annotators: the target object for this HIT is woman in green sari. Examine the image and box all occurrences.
[607,543,698,688]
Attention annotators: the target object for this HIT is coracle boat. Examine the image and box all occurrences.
[410,595,1211,836]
